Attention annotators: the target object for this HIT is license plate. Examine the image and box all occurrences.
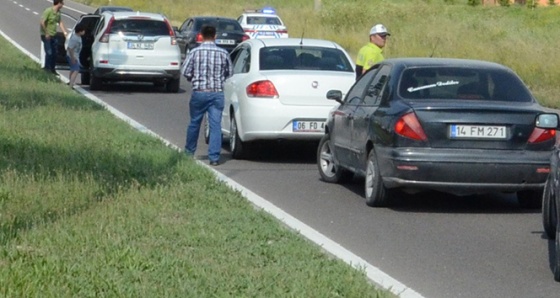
[449,125,507,139]
[293,121,325,132]
[216,39,235,45]
[127,42,154,50]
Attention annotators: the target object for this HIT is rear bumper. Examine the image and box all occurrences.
[376,146,552,195]
[92,67,181,81]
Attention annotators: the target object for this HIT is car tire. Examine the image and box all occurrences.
[166,78,180,93]
[317,134,352,183]
[89,72,102,91]
[365,149,391,207]
[229,116,247,159]
[543,178,557,239]
[555,221,560,281]
[81,72,90,85]
[517,190,543,209]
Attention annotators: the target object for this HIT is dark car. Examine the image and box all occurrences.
[317,57,557,208]
[175,16,249,60]
[541,117,560,281]
[92,6,133,14]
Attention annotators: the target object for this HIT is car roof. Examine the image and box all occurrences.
[96,6,133,12]
[189,16,238,22]
[383,57,510,70]
[102,11,167,21]
[245,38,341,49]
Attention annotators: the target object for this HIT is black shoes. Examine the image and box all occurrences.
[209,161,219,166]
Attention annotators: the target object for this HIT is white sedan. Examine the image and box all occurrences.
[222,38,356,159]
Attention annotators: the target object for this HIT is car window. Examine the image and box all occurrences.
[247,16,281,25]
[259,46,353,72]
[399,67,533,102]
[110,19,169,36]
[217,20,243,32]
[233,47,250,74]
[343,66,378,106]
[363,65,391,106]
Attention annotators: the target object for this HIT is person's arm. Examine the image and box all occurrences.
[355,65,363,80]
[59,20,68,37]
[40,10,50,38]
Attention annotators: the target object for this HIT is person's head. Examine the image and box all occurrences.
[74,23,86,35]
[53,0,64,8]
[369,24,390,48]
[200,25,216,41]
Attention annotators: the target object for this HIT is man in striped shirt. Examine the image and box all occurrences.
[182,25,233,166]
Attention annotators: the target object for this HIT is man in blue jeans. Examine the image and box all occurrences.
[40,0,67,75]
[181,25,233,166]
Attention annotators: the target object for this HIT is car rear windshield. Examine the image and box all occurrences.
[109,19,170,36]
[247,16,282,25]
[195,19,243,32]
[398,67,533,102]
[259,46,353,72]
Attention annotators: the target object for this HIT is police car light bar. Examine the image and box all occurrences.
[260,6,276,14]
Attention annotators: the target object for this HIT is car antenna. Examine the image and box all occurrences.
[300,19,307,47]
[429,38,440,58]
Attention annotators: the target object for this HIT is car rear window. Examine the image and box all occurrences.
[194,19,243,33]
[398,67,533,102]
[247,16,282,25]
[259,46,353,72]
[109,19,170,36]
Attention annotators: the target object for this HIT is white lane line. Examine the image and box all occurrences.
[0,29,426,298]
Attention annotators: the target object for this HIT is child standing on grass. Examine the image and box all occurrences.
[65,23,86,89]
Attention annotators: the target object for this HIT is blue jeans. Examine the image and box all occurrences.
[41,35,58,71]
[185,91,224,162]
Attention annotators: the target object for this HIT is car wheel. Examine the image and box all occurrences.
[317,134,352,183]
[229,116,247,159]
[89,72,102,91]
[203,113,210,145]
[365,149,390,207]
[81,72,90,85]
[543,178,557,239]
[166,78,180,93]
[517,190,543,209]
[554,219,560,281]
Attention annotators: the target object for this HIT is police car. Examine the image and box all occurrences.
[237,7,288,39]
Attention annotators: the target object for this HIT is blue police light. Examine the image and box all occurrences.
[260,6,276,14]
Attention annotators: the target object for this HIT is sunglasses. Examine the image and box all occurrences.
[378,34,388,39]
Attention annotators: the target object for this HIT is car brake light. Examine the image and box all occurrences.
[164,19,177,45]
[395,112,427,141]
[528,127,556,143]
[196,33,203,43]
[276,29,288,34]
[246,80,278,98]
[244,29,256,33]
[99,17,115,43]
[242,34,250,41]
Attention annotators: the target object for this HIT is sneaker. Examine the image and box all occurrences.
[209,161,219,166]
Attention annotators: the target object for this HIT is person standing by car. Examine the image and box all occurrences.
[65,23,86,89]
[40,0,68,75]
[181,25,233,166]
[355,23,390,80]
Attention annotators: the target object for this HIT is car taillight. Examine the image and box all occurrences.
[246,80,278,98]
[164,19,177,45]
[99,17,115,43]
[244,29,256,33]
[196,33,203,43]
[242,34,250,41]
[395,112,427,141]
[276,29,288,34]
[528,127,556,143]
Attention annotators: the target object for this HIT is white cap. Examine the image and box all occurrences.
[369,24,390,36]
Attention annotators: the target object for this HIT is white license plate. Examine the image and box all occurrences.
[449,125,507,139]
[127,42,154,50]
[216,39,235,45]
[293,121,325,132]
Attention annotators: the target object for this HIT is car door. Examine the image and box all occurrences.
[331,69,376,168]
[352,65,391,172]
[223,45,251,137]
[175,19,191,59]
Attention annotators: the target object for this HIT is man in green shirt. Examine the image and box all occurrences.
[355,24,390,80]
[40,0,67,75]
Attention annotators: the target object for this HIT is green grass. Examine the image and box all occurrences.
[0,38,391,296]
[81,0,560,108]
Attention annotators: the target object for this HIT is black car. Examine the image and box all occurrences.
[175,16,249,60]
[317,57,558,208]
[541,118,560,281]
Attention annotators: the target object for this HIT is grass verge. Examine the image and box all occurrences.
[0,37,393,297]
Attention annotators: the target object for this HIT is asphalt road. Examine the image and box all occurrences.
[3,0,560,297]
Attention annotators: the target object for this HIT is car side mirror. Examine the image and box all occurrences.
[536,113,560,129]
[326,90,343,104]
